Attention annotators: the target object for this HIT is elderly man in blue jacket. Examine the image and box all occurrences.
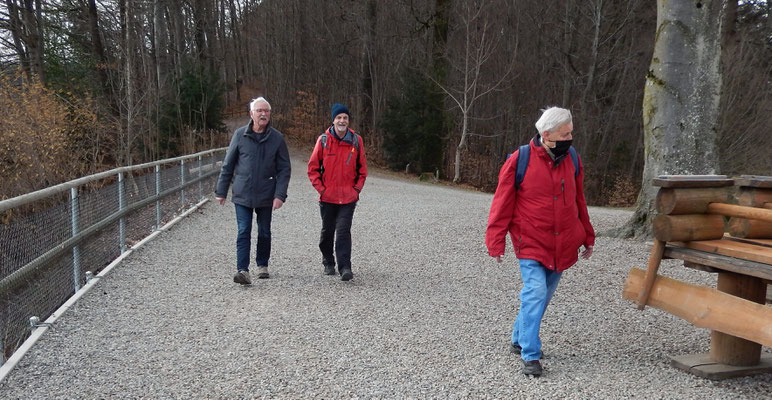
[216,97,291,284]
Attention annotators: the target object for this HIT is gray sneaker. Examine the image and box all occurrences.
[522,360,542,376]
[233,270,251,285]
[257,266,269,279]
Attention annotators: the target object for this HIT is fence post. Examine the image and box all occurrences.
[118,172,126,254]
[198,155,203,200]
[180,160,185,208]
[155,165,161,229]
[70,187,81,291]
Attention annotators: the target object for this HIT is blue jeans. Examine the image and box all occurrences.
[319,201,357,271]
[235,204,272,271]
[511,258,562,361]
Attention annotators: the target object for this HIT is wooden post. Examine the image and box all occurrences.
[727,217,772,238]
[706,202,772,223]
[623,268,772,346]
[656,187,730,214]
[636,239,665,310]
[709,271,767,366]
[652,214,725,242]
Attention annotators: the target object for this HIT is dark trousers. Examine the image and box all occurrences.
[319,201,357,272]
[235,204,272,271]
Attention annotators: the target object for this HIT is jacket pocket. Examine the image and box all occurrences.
[232,175,248,196]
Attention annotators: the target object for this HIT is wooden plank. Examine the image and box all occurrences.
[664,245,772,281]
[622,268,772,347]
[707,203,772,224]
[652,175,733,188]
[725,236,772,249]
[670,354,772,380]
[735,175,772,189]
[681,239,772,265]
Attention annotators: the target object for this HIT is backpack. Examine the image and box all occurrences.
[320,131,358,151]
[510,144,579,190]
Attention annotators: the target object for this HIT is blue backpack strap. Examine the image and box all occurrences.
[569,146,579,178]
[514,144,530,190]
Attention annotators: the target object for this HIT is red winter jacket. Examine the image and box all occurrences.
[485,137,595,272]
[307,127,368,204]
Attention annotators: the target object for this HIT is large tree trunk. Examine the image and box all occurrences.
[613,0,724,238]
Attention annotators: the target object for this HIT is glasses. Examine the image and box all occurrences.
[252,108,271,113]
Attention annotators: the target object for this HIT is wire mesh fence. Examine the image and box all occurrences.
[0,149,226,363]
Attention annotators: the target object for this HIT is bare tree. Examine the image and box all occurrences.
[432,0,514,183]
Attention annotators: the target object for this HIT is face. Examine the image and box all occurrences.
[541,122,573,148]
[250,102,271,130]
[333,113,349,134]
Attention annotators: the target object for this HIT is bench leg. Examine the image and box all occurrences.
[709,271,766,366]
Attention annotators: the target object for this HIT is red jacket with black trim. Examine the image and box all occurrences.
[485,137,595,272]
[307,127,368,204]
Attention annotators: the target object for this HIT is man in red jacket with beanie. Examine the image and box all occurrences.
[486,107,595,377]
[307,103,368,281]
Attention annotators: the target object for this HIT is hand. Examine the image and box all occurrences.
[494,255,503,263]
[216,197,225,205]
[581,245,593,259]
[272,198,284,210]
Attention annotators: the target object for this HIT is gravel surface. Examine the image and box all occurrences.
[2,155,770,399]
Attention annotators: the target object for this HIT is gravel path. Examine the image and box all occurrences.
[1,155,770,399]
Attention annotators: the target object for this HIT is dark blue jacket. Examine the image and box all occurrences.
[215,121,291,208]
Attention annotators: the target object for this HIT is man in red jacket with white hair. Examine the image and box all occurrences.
[486,107,595,377]
[307,103,368,281]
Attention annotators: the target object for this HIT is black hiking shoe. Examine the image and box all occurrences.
[522,360,542,376]
[323,265,336,276]
[340,269,353,281]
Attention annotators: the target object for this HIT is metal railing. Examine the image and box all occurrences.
[0,148,227,364]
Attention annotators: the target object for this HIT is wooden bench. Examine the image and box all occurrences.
[622,175,772,380]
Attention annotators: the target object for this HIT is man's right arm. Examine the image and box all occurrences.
[215,131,241,201]
[306,136,325,194]
[485,153,518,259]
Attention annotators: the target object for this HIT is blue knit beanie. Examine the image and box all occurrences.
[331,103,350,120]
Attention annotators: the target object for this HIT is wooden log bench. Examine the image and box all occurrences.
[622,175,772,380]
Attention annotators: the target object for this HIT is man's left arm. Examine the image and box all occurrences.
[273,137,291,209]
[575,156,595,258]
[353,137,368,192]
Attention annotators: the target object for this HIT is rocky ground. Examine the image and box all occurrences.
[1,154,770,399]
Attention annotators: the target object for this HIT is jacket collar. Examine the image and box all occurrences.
[533,134,568,165]
[327,126,356,145]
[245,120,273,143]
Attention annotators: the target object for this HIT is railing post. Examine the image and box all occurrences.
[180,159,185,208]
[198,155,203,200]
[70,187,81,291]
[118,172,126,254]
[155,165,161,229]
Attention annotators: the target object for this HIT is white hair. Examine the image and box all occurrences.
[249,97,271,111]
[534,107,572,134]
